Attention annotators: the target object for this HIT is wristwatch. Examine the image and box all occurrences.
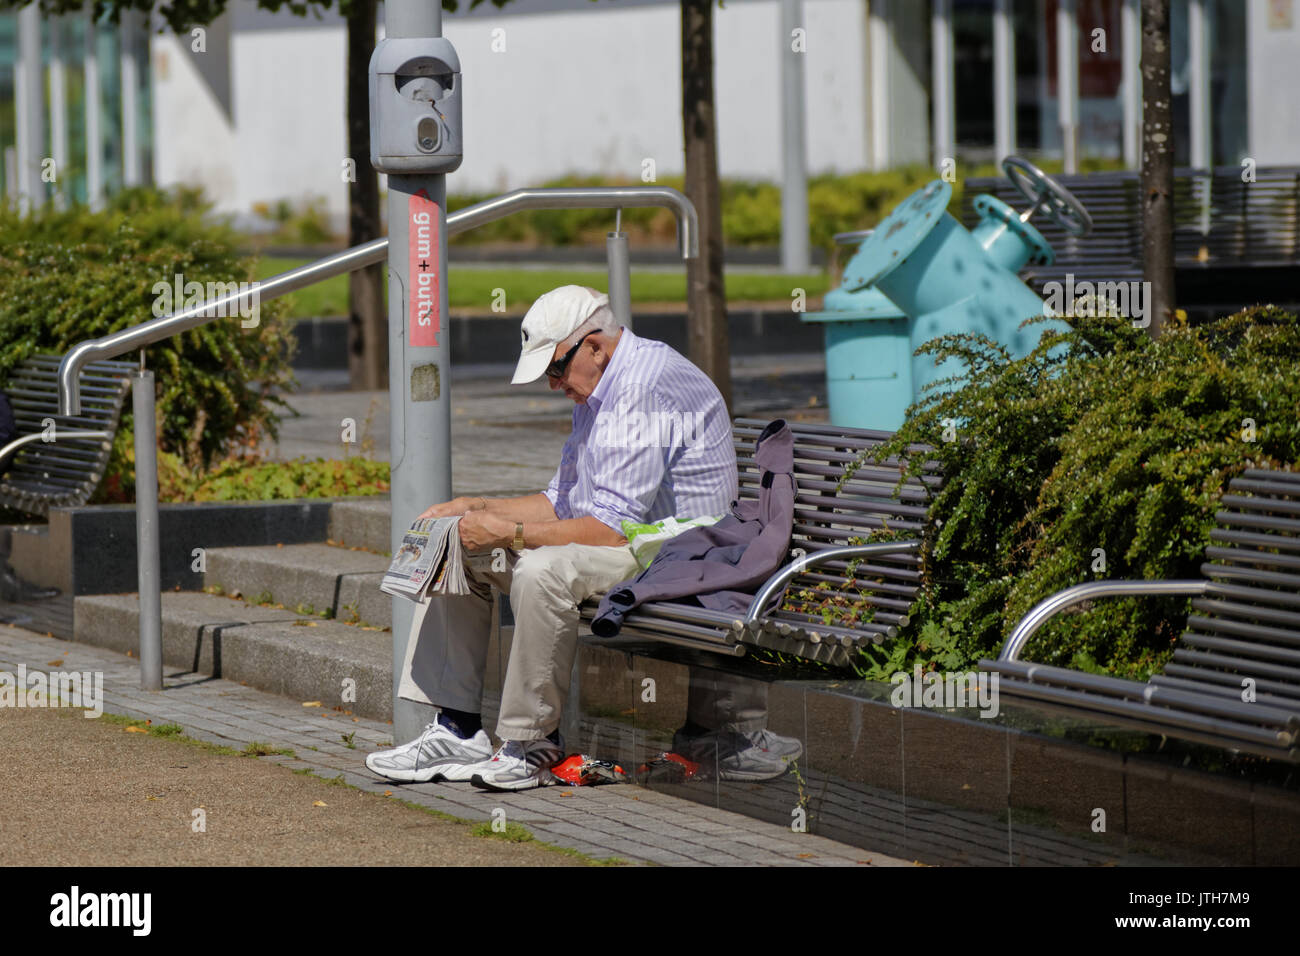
[512,523,525,551]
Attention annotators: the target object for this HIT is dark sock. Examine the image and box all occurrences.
[546,728,561,747]
[437,708,482,739]
[679,720,709,738]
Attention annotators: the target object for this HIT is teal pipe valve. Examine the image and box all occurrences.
[802,156,1094,429]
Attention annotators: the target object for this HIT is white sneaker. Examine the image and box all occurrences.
[365,719,493,783]
[469,739,563,792]
[746,728,803,763]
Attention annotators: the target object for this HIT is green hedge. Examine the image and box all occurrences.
[0,187,298,502]
[852,307,1300,680]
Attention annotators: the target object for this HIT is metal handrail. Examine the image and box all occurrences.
[58,186,699,414]
[52,185,700,691]
[742,541,923,631]
[999,579,1210,662]
[446,186,698,256]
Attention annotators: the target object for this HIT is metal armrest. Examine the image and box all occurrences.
[743,540,922,631]
[1001,579,1210,662]
[0,430,114,467]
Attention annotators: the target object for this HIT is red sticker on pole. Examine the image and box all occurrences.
[409,188,440,347]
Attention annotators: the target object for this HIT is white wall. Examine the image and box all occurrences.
[1247,0,1300,165]
[150,0,869,223]
[151,31,239,205]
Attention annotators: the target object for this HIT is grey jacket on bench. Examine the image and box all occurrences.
[591,418,796,637]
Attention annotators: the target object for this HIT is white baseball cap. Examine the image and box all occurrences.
[511,285,611,384]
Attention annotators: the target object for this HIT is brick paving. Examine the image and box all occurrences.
[0,624,908,867]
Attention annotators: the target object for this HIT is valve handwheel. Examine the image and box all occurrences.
[1002,156,1094,238]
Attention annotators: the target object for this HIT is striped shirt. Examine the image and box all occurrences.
[544,329,737,532]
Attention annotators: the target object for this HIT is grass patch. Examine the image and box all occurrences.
[471,820,534,843]
[242,740,296,758]
[254,259,829,319]
[97,713,244,757]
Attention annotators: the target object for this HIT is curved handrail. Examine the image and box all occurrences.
[1000,579,1210,662]
[446,186,699,257]
[742,540,922,631]
[59,186,699,415]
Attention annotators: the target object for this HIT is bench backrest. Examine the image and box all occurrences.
[960,165,1300,295]
[732,417,940,642]
[1151,469,1300,709]
[0,354,137,516]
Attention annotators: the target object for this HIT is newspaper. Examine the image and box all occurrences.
[379,516,471,600]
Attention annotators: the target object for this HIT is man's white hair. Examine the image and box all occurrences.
[562,295,620,347]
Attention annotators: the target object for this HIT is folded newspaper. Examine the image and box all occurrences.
[380,516,472,600]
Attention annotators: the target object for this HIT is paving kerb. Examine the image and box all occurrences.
[0,625,907,866]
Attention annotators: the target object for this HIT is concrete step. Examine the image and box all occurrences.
[327,497,392,554]
[202,542,392,629]
[75,591,393,720]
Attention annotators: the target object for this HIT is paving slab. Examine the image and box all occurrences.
[0,622,906,867]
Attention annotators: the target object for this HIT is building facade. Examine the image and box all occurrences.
[2,0,1296,227]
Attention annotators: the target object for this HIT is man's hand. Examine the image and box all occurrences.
[417,496,482,521]
[458,510,515,552]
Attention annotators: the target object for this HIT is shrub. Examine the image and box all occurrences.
[0,187,298,496]
[853,306,1300,679]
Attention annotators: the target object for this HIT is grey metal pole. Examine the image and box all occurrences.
[930,0,955,170]
[779,0,809,273]
[1121,0,1141,170]
[606,213,633,330]
[132,368,163,690]
[383,0,450,741]
[993,0,1016,163]
[1057,0,1079,174]
[120,9,141,187]
[49,17,69,210]
[84,6,104,209]
[15,4,44,211]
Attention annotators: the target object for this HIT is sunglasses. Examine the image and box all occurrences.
[545,331,595,380]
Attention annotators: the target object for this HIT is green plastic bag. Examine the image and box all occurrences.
[621,514,722,570]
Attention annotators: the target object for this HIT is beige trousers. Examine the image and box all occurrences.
[397,543,641,741]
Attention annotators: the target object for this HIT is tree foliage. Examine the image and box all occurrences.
[853,307,1300,678]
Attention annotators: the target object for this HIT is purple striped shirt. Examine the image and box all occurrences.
[544,329,737,531]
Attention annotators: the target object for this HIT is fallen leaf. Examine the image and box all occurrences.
[125,726,148,734]
[312,800,328,808]
[302,701,322,707]
[559,791,573,797]
[796,853,815,859]
[47,660,63,667]
[383,791,392,796]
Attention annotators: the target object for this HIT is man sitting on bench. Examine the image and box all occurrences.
[366,285,737,791]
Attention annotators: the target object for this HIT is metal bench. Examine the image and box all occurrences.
[577,417,942,667]
[960,165,1300,300]
[0,354,138,516]
[980,468,1300,762]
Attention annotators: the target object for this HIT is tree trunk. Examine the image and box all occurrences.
[346,0,387,389]
[681,0,732,410]
[1140,0,1175,338]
